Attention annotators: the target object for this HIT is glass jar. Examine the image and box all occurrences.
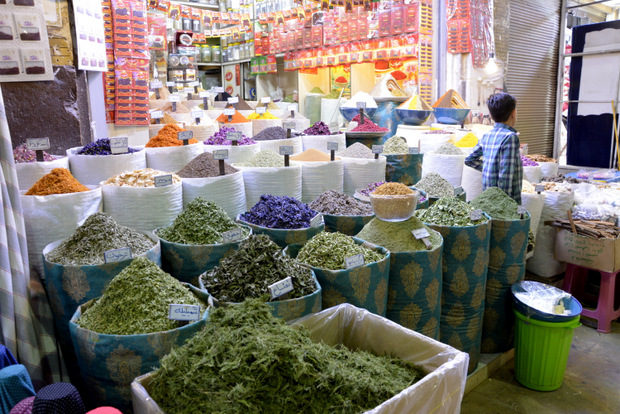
[232,43,240,61]
[221,46,228,63]
[201,45,212,63]
[212,45,221,62]
[248,40,255,57]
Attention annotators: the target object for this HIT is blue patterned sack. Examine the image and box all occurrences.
[323,213,374,235]
[236,215,324,249]
[385,153,424,186]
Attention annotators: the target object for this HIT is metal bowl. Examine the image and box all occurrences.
[395,108,434,125]
[339,106,377,122]
[433,108,471,125]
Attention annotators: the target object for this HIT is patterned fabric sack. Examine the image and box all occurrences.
[236,215,324,249]
[385,153,423,187]
[322,213,374,235]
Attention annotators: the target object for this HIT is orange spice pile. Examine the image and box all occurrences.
[25,168,90,196]
[145,124,198,147]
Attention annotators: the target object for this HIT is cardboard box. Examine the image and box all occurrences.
[554,229,620,273]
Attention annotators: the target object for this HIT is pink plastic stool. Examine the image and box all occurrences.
[562,263,620,333]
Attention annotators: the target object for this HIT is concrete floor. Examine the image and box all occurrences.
[461,319,620,413]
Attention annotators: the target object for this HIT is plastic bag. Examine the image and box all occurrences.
[513,281,574,316]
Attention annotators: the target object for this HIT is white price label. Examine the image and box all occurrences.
[412,228,430,240]
[454,186,464,196]
[283,121,296,130]
[310,213,323,227]
[228,97,239,104]
[268,277,294,299]
[150,110,164,119]
[279,145,293,155]
[470,209,483,221]
[150,80,163,89]
[154,174,173,187]
[26,137,50,151]
[518,206,527,215]
[535,184,545,193]
[214,86,225,93]
[372,145,383,154]
[261,97,271,103]
[356,101,367,109]
[184,87,194,94]
[199,91,209,98]
[192,110,203,119]
[329,122,340,133]
[226,131,242,141]
[345,253,364,269]
[213,149,229,160]
[168,304,201,321]
[169,95,181,102]
[256,106,266,114]
[177,130,194,141]
[166,81,175,87]
[109,137,129,154]
[222,228,244,243]
[189,81,199,87]
[103,247,132,263]
[223,108,235,116]
[408,147,419,154]
[327,141,339,151]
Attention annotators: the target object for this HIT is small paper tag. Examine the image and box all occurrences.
[214,86,225,93]
[199,91,209,98]
[151,110,164,119]
[356,101,367,109]
[345,253,365,269]
[222,227,245,243]
[372,145,383,154]
[169,95,181,102]
[26,137,50,151]
[223,108,235,116]
[408,147,419,154]
[154,174,173,187]
[454,186,464,196]
[279,145,293,155]
[470,209,483,221]
[103,247,132,263]
[213,149,229,160]
[310,213,323,227]
[256,106,266,114]
[327,141,339,151]
[535,184,545,193]
[329,122,339,133]
[184,87,194,94]
[109,137,129,154]
[412,228,430,240]
[168,304,201,321]
[518,205,527,215]
[177,130,194,141]
[261,96,271,103]
[268,277,294,299]
[150,80,163,89]
[189,81,200,87]
[166,81,175,87]
[228,97,239,104]
[191,110,203,119]
[226,131,242,142]
[283,120,296,130]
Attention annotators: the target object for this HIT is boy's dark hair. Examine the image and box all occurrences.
[487,93,517,123]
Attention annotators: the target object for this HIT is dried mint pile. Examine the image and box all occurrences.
[310,190,373,216]
[77,138,139,155]
[157,198,248,245]
[240,195,318,229]
[201,234,315,302]
[77,257,204,335]
[414,173,454,198]
[297,232,384,270]
[45,212,155,265]
[414,197,489,227]
[149,298,426,414]
[356,217,442,253]
[470,187,520,220]
[382,136,409,155]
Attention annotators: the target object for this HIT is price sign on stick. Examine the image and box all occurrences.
[454,186,464,196]
[268,277,293,300]
[411,228,433,250]
[151,110,164,124]
[223,107,235,122]
[280,145,293,166]
[150,80,162,99]
[310,213,323,227]
[535,184,545,194]
[327,141,338,161]
[192,110,202,125]
[470,209,483,221]
[168,304,201,322]
[166,81,175,92]
[177,130,194,146]
[213,149,229,175]
[256,106,266,114]
[408,147,419,154]
[199,91,209,109]
[214,86,225,94]
[184,87,194,100]
[222,228,244,243]
[226,131,242,146]
[103,247,132,263]
[261,96,271,103]
[109,137,129,154]
[27,138,50,161]
[518,205,527,219]
[372,145,383,160]
[169,94,180,111]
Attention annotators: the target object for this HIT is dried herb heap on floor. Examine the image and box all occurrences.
[46,213,155,265]
[201,234,315,302]
[470,187,520,220]
[177,152,238,178]
[25,168,90,196]
[414,197,488,227]
[76,257,204,335]
[310,190,373,216]
[240,195,317,229]
[356,217,441,253]
[148,298,426,414]
[414,173,454,198]
[157,198,248,245]
[297,232,384,270]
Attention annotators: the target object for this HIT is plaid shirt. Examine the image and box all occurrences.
[464,123,523,204]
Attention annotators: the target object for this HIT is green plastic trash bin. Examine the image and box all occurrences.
[513,309,580,391]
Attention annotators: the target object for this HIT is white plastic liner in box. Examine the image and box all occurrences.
[234,164,302,207]
[256,136,303,155]
[461,165,483,201]
[521,192,546,240]
[203,143,260,164]
[341,156,386,196]
[422,153,465,188]
[101,181,183,233]
[219,121,252,137]
[302,133,346,153]
[15,157,69,190]
[539,162,559,179]
[130,303,468,414]
[251,118,283,136]
[526,190,574,277]
[181,171,246,219]
[67,147,147,186]
[522,165,542,184]
[291,160,344,203]
[144,142,203,173]
[22,186,102,278]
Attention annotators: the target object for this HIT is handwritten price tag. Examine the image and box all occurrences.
[412,228,430,240]
[279,145,293,155]
[154,174,173,187]
[256,106,266,114]
[151,110,164,119]
[177,130,194,141]
[470,209,483,221]
[214,86,225,93]
[168,304,201,321]
[329,122,339,133]
[213,149,229,160]
[372,145,383,154]
[166,81,175,87]
[261,96,271,103]
[169,95,181,103]
[223,108,235,116]
[103,247,132,263]
[199,91,209,98]
[535,184,545,193]
[268,277,293,299]
[408,147,419,154]
[26,137,50,151]
[518,206,527,215]
[226,131,242,142]
[283,121,296,130]
[310,213,323,227]
[356,101,367,109]
[345,253,364,269]
[150,80,162,89]
[109,137,128,154]
[327,141,339,151]
[222,228,244,243]
[189,81,200,87]
[191,110,203,119]
[228,97,239,104]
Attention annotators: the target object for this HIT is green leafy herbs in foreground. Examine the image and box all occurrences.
[414,197,489,227]
[77,257,204,335]
[149,298,426,414]
[296,232,384,270]
[470,186,520,221]
[157,197,248,245]
[201,234,316,302]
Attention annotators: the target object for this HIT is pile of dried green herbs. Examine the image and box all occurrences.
[414,197,489,227]
[149,298,426,414]
[296,232,384,270]
[45,212,155,266]
[77,257,204,335]
[201,234,316,302]
[470,187,520,220]
[157,197,248,245]
[356,217,442,253]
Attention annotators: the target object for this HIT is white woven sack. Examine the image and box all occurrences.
[526,190,574,277]
[290,116,311,132]
[185,123,218,141]
[234,165,302,207]
[219,121,252,138]
[416,133,455,153]
[291,160,344,203]
[522,165,542,184]
[302,133,346,153]
[341,157,387,196]
[204,109,223,120]
[461,166,483,202]
[67,147,147,186]
[252,118,283,136]
[144,142,203,173]
[203,143,260,164]
[15,157,69,191]
[181,171,246,219]
[101,181,183,233]
[169,112,192,124]
[422,153,465,187]
[21,187,102,278]
[521,192,546,240]
[257,137,303,155]
[539,162,559,179]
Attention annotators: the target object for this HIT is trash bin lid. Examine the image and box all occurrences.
[511,281,582,322]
